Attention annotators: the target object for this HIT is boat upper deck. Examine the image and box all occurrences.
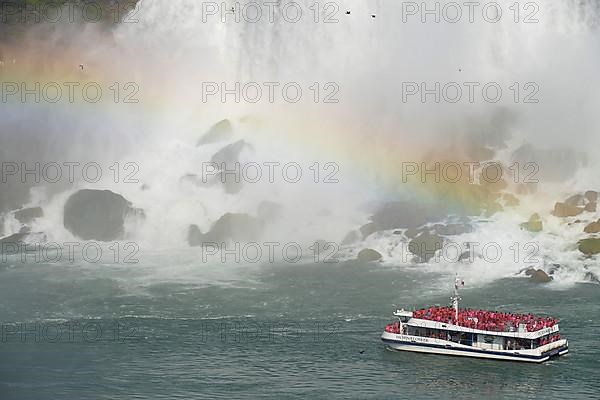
[395,306,560,339]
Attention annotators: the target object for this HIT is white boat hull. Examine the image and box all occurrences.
[382,332,568,363]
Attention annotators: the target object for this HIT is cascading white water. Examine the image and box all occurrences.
[1,0,600,285]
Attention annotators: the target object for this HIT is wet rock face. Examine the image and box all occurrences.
[552,202,584,218]
[530,269,553,283]
[520,213,543,232]
[584,219,600,234]
[196,119,233,146]
[14,207,43,224]
[357,248,382,262]
[209,140,251,194]
[188,213,262,247]
[578,238,600,255]
[409,232,444,263]
[63,189,135,241]
[511,144,583,182]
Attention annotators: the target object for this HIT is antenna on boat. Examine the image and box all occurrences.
[451,274,463,321]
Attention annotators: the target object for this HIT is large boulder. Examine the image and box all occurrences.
[578,238,600,255]
[565,194,585,207]
[196,119,233,146]
[357,248,382,262]
[511,144,584,182]
[14,207,43,224]
[210,140,251,194]
[552,202,583,218]
[409,232,444,262]
[584,191,598,203]
[530,269,553,283]
[584,220,600,234]
[188,213,262,246]
[520,213,543,232]
[63,189,137,241]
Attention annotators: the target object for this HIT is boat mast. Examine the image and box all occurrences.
[451,275,462,321]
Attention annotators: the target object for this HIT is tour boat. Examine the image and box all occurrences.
[381,277,568,363]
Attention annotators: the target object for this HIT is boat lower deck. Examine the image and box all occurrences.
[381,332,568,363]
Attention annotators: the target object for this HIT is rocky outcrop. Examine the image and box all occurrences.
[63,189,138,241]
[584,219,600,234]
[511,144,584,182]
[210,140,251,194]
[357,248,382,262]
[196,119,233,146]
[552,202,583,218]
[530,269,553,283]
[579,238,600,255]
[520,213,543,232]
[409,232,444,262]
[14,207,43,224]
[584,191,598,203]
[188,213,262,246]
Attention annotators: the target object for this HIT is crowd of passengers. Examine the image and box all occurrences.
[410,306,558,332]
[384,321,562,346]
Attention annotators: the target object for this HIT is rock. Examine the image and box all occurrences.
[565,194,585,207]
[341,230,360,246]
[584,190,598,203]
[0,227,30,253]
[547,264,561,275]
[520,213,543,232]
[502,193,520,207]
[197,119,233,146]
[409,232,444,262]
[584,220,600,234]
[585,202,597,212]
[458,250,475,263]
[211,140,249,165]
[393,230,403,235]
[211,140,251,194]
[431,223,473,236]
[530,269,553,283]
[578,238,600,255]
[584,271,600,284]
[552,202,583,218]
[14,207,43,224]
[511,144,583,182]
[187,224,203,247]
[359,222,378,239]
[63,190,137,241]
[188,213,262,246]
[357,248,382,262]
